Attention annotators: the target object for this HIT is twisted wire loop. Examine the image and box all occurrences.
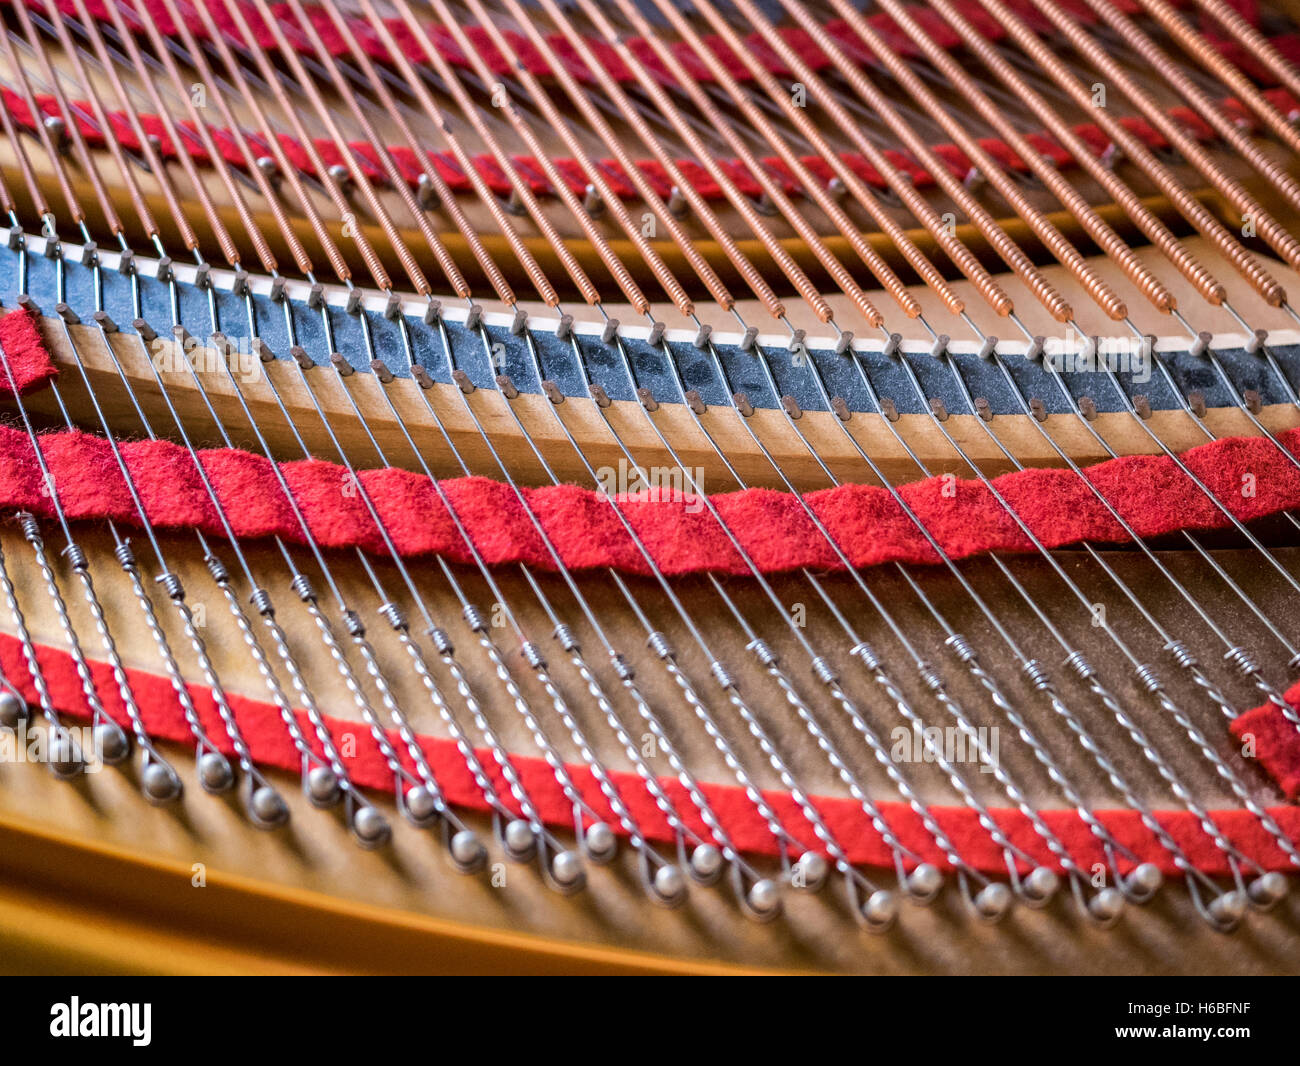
[595,335,960,919]
[1065,658,1250,926]
[302,596,412,794]
[476,628,589,823]
[258,605,353,799]
[945,646,1093,879]
[0,536,82,776]
[209,561,324,779]
[525,322,936,916]
[116,541,224,770]
[0,228,181,797]
[860,332,1299,909]
[435,631,547,834]
[502,387,791,883]
[698,326,1120,911]
[7,0,1300,940]
[167,586,287,821]
[528,650,651,855]
[348,626,452,822]
[395,312,777,898]
[844,651,996,880]
[448,325,710,885]
[1025,337,1300,884]
[786,337,1190,908]
[69,552,164,760]
[15,514,124,760]
[562,640,694,855]
[390,628,502,812]
[1140,669,1300,871]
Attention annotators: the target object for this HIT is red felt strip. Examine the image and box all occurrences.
[3,421,1300,579]
[4,83,1288,203]
[1230,684,1300,800]
[1,0,1291,204]
[2,303,1298,873]
[0,308,58,394]
[7,0,1227,90]
[4,626,1298,876]
[6,309,1300,583]
[14,0,1283,96]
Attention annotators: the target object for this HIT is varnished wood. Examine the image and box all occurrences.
[5,7,1300,974]
[1,519,1299,973]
